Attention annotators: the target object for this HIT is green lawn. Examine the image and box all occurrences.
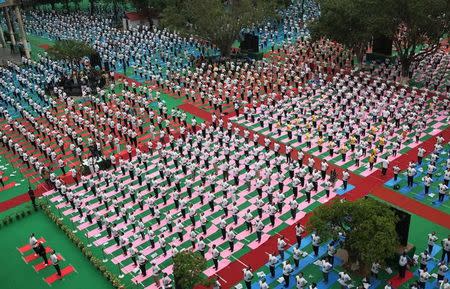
[0,211,114,289]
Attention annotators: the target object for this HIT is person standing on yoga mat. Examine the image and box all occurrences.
[137,252,147,276]
[312,231,321,257]
[27,186,37,209]
[243,267,253,289]
[441,235,450,263]
[29,233,39,255]
[36,241,48,265]
[50,250,61,276]
[283,260,293,287]
[398,250,409,278]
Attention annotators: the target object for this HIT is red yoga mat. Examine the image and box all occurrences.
[389,270,413,288]
[23,247,52,263]
[44,265,75,285]
[33,255,63,272]
[17,238,46,254]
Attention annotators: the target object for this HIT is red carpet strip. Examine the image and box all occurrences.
[371,186,450,229]
[179,102,213,122]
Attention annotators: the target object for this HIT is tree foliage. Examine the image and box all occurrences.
[375,0,449,76]
[310,0,371,62]
[129,0,170,17]
[307,198,400,268]
[173,250,212,289]
[47,39,96,62]
[311,0,449,75]
[160,0,281,57]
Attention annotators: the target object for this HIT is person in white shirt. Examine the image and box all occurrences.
[50,250,61,276]
[212,244,220,270]
[338,271,352,289]
[29,233,39,256]
[441,235,450,263]
[243,267,253,289]
[278,236,287,260]
[419,250,430,270]
[227,228,237,252]
[151,262,162,287]
[418,268,430,289]
[371,261,381,279]
[427,232,438,255]
[438,183,448,202]
[440,278,449,289]
[295,223,305,248]
[137,252,148,276]
[437,262,448,282]
[312,232,321,257]
[393,165,401,182]
[321,259,333,283]
[342,170,350,190]
[293,246,302,268]
[283,260,294,287]
[296,272,308,289]
[268,252,277,277]
[407,166,417,187]
[422,175,433,195]
[327,241,336,265]
[398,251,409,278]
[127,244,138,266]
[417,147,426,165]
[379,157,388,175]
[162,272,172,289]
[259,277,268,289]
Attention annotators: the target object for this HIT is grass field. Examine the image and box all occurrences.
[0,210,114,289]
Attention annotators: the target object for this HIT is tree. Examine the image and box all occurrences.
[312,0,449,76]
[129,0,170,18]
[310,0,371,63]
[47,39,96,63]
[374,0,449,77]
[172,250,213,289]
[89,0,96,15]
[306,198,400,271]
[160,0,281,57]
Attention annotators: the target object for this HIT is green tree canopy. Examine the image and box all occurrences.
[311,0,449,76]
[310,0,371,62]
[173,250,213,289]
[160,0,282,57]
[375,0,449,76]
[129,0,169,17]
[47,39,96,62]
[307,198,400,269]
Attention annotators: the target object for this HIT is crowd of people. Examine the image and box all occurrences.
[0,1,447,289]
[232,70,449,175]
[25,11,218,81]
[242,0,320,51]
[43,119,345,287]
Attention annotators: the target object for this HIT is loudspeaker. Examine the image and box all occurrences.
[392,206,411,246]
[90,52,101,67]
[373,36,393,56]
[241,33,259,53]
